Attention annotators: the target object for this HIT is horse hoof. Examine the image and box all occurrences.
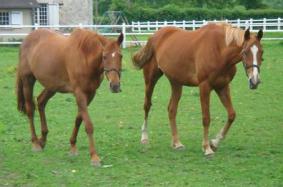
[204,149,215,157]
[172,143,185,150]
[38,139,46,149]
[91,160,101,167]
[69,149,78,156]
[141,138,149,144]
[209,140,218,152]
[32,143,42,152]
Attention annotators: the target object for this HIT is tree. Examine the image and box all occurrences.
[238,0,264,9]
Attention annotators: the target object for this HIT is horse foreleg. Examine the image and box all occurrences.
[37,89,55,149]
[199,82,214,156]
[168,82,184,149]
[141,63,162,144]
[70,93,94,155]
[75,90,100,166]
[211,85,236,150]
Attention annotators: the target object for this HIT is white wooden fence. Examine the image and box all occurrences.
[0,18,283,48]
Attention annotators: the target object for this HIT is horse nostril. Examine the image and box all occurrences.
[110,82,121,93]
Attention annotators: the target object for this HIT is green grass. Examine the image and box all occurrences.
[0,41,283,186]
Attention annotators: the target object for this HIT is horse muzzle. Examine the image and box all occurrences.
[110,82,121,93]
[249,77,260,90]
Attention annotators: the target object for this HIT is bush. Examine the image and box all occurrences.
[120,6,283,21]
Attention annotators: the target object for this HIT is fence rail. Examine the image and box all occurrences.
[1,18,283,48]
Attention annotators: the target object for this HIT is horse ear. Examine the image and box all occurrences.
[117,33,124,45]
[257,29,263,41]
[244,28,250,41]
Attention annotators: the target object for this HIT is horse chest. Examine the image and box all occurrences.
[211,70,236,88]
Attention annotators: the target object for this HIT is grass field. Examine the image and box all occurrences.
[0,41,283,186]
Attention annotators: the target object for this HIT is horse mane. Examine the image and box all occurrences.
[69,28,106,55]
[217,23,245,47]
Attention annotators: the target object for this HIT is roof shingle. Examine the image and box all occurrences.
[0,0,39,9]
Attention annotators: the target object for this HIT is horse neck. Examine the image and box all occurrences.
[97,35,109,48]
[224,43,244,66]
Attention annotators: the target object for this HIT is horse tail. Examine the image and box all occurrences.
[16,49,27,114]
[16,68,26,114]
[132,38,154,69]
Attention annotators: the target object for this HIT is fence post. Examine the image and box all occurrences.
[147,21,150,31]
[138,21,141,33]
[263,18,266,31]
[182,20,185,29]
[122,22,126,49]
[34,23,39,30]
[245,20,248,29]
[193,20,195,30]
[278,17,281,31]
[250,18,253,31]
[156,21,158,31]
[237,18,240,28]
[131,21,134,32]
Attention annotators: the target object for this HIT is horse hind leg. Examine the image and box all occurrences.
[21,74,41,151]
[37,89,55,149]
[141,59,163,144]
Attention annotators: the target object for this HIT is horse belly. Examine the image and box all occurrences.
[31,58,71,92]
[156,47,199,86]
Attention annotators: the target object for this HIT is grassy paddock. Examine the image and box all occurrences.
[0,41,283,186]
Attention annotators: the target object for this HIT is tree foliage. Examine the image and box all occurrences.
[93,0,283,23]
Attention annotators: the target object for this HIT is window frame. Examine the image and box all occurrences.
[0,11,10,25]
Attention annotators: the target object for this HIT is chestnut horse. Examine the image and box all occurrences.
[133,23,263,156]
[16,28,123,166]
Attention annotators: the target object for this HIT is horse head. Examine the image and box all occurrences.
[103,33,124,93]
[241,28,263,89]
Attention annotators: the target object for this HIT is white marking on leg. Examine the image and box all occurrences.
[141,119,148,144]
[111,52,116,58]
[211,128,224,148]
[251,45,259,81]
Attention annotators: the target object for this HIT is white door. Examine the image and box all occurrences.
[48,3,59,26]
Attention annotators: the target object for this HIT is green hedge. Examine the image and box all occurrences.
[121,5,283,21]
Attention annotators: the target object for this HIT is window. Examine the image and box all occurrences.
[34,4,48,25]
[0,12,9,25]
[11,11,23,25]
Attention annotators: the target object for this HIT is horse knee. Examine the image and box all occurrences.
[85,125,93,134]
[25,102,35,117]
[202,116,210,126]
[144,101,152,113]
[167,105,177,120]
[41,129,48,136]
[228,111,236,123]
[70,138,76,145]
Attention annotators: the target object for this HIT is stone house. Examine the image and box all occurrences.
[0,0,93,34]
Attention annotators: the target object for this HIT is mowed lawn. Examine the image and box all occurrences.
[0,41,283,186]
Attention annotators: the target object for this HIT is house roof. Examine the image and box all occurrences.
[0,0,39,9]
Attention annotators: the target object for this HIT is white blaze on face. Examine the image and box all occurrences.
[250,45,259,80]
[111,52,116,58]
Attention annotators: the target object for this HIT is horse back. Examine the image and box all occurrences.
[150,25,233,86]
